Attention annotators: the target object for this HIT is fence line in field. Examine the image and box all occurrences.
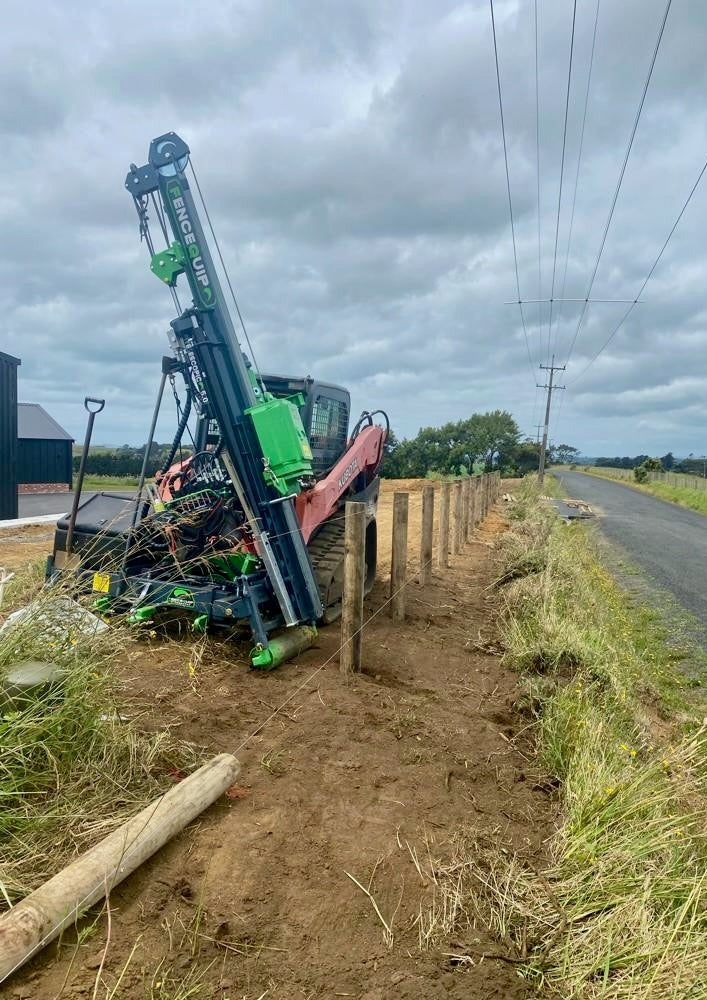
[583,466,707,492]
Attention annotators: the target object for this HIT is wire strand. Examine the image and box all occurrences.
[546,0,578,365]
[534,0,543,362]
[489,0,534,371]
[556,0,601,353]
[188,162,267,395]
[564,0,673,367]
[569,155,707,385]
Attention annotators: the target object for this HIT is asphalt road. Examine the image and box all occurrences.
[17,493,88,518]
[556,470,707,629]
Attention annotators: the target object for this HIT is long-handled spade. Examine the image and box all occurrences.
[65,397,105,557]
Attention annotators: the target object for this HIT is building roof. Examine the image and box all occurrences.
[17,403,73,442]
[0,351,20,366]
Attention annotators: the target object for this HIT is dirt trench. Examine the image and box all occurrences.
[2,481,556,1000]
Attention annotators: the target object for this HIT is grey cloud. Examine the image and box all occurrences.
[1,0,706,456]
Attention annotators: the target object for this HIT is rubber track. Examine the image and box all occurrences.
[307,518,346,622]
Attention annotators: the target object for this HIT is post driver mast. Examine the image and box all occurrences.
[124,132,323,657]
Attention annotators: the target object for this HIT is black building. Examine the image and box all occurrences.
[0,352,20,519]
[17,404,74,493]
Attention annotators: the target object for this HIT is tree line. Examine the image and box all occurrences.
[594,452,706,475]
[72,443,190,478]
[75,413,584,482]
[381,410,577,478]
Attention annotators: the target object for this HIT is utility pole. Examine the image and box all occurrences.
[537,355,565,487]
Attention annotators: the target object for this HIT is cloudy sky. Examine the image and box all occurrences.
[2,0,707,456]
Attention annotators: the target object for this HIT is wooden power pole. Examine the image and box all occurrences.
[537,356,565,487]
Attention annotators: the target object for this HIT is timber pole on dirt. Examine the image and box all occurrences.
[419,485,434,586]
[391,491,409,622]
[462,478,471,542]
[438,482,450,568]
[341,500,366,675]
[468,477,477,534]
[452,480,463,555]
[0,754,240,983]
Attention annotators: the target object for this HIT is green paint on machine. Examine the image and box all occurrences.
[150,242,186,286]
[168,587,195,609]
[246,394,314,497]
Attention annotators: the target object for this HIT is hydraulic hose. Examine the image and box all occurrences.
[163,385,192,471]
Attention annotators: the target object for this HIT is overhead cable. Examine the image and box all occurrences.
[563,0,673,368]
[569,156,707,384]
[489,0,534,370]
[546,0,578,365]
[556,0,601,338]
[534,0,543,360]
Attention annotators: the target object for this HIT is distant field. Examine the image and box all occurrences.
[71,444,120,456]
[79,475,139,491]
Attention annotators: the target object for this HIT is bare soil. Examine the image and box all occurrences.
[1,481,555,1000]
[0,524,53,573]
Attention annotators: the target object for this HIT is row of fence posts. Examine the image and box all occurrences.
[340,471,501,675]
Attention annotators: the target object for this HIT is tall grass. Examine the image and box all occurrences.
[470,482,707,998]
[0,568,195,906]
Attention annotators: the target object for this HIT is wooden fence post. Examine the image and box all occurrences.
[452,480,463,555]
[391,492,409,622]
[340,500,365,676]
[462,477,471,542]
[469,477,477,534]
[420,484,434,585]
[438,481,450,568]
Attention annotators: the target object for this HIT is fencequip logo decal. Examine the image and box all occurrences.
[167,184,214,308]
[168,586,196,609]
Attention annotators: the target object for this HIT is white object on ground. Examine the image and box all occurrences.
[0,568,15,609]
[0,514,66,530]
[0,596,109,639]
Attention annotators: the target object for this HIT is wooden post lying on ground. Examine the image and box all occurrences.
[452,480,463,555]
[0,753,240,982]
[438,481,450,569]
[340,500,366,675]
[419,485,434,586]
[391,491,409,622]
[462,478,471,542]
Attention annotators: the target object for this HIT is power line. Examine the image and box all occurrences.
[563,0,673,368]
[556,0,601,342]
[534,0,543,362]
[546,0,578,365]
[569,155,707,385]
[489,0,534,371]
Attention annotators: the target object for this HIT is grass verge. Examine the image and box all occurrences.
[455,481,707,998]
[0,564,197,908]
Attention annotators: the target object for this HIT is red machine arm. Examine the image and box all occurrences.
[295,424,386,543]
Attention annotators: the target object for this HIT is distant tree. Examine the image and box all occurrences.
[634,457,662,483]
[499,438,540,476]
[550,444,580,465]
[660,452,675,470]
[379,410,520,478]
